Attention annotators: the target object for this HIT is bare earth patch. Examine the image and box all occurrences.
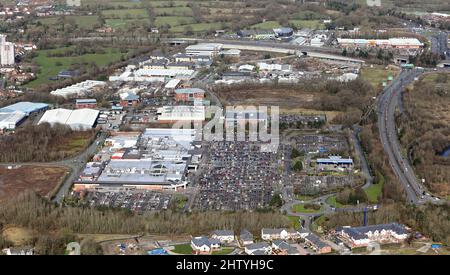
[0,165,70,201]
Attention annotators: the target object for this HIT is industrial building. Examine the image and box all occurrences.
[174,88,205,102]
[75,99,97,109]
[337,38,424,49]
[74,128,197,191]
[50,80,106,98]
[156,105,205,123]
[316,156,353,172]
[0,111,26,130]
[273,27,294,38]
[185,43,223,57]
[0,101,49,115]
[38,108,99,130]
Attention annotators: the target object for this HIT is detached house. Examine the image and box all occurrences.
[211,230,235,243]
[191,236,221,254]
[239,229,254,246]
[245,242,272,255]
[261,228,300,241]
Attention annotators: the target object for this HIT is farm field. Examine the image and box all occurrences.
[155,16,195,27]
[26,47,125,88]
[154,6,193,16]
[105,18,150,28]
[0,165,70,201]
[36,15,100,29]
[170,22,228,33]
[101,8,149,19]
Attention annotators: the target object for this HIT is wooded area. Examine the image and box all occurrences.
[0,191,291,254]
[0,123,96,162]
[398,73,450,196]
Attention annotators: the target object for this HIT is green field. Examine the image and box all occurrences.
[102,8,149,19]
[325,196,344,208]
[365,173,385,203]
[105,18,150,28]
[251,21,281,30]
[151,1,189,7]
[172,243,193,254]
[292,203,324,213]
[36,15,100,29]
[155,6,193,16]
[289,20,325,29]
[26,47,125,88]
[170,22,227,32]
[288,216,303,229]
[361,65,400,91]
[105,1,144,8]
[155,16,195,27]
[212,248,234,255]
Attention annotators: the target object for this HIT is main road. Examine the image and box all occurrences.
[376,68,447,205]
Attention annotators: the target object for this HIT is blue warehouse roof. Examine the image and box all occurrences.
[0,102,49,115]
[317,156,353,164]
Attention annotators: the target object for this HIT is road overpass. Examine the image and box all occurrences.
[164,38,365,64]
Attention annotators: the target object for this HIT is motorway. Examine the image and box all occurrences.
[165,38,365,64]
[377,68,448,205]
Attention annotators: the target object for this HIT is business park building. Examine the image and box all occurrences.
[73,128,199,191]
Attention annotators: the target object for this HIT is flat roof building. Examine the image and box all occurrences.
[0,101,48,115]
[50,80,106,98]
[0,111,26,130]
[156,105,205,123]
[185,43,223,57]
[38,108,99,130]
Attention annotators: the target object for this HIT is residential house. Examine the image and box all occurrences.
[271,240,300,255]
[245,242,272,255]
[239,230,254,246]
[191,236,221,254]
[211,230,235,243]
[261,228,300,241]
[304,233,332,254]
[337,223,409,248]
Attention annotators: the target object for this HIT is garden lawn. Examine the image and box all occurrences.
[172,243,193,254]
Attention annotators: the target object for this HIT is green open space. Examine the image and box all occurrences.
[154,16,195,27]
[364,173,385,203]
[26,47,125,88]
[212,248,234,255]
[36,15,100,29]
[292,203,324,214]
[154,6,193,16]
[288,216,304,229]
[151,1,189,7]
[289,20,325,29]
[105,18,150,28]
[170,22,228,33]
[102,8,149,19]
[172,243,193,254]
[361,65,400,91]
[326,196,344,208]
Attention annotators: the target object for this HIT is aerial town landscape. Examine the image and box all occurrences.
[0,0,448,259]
